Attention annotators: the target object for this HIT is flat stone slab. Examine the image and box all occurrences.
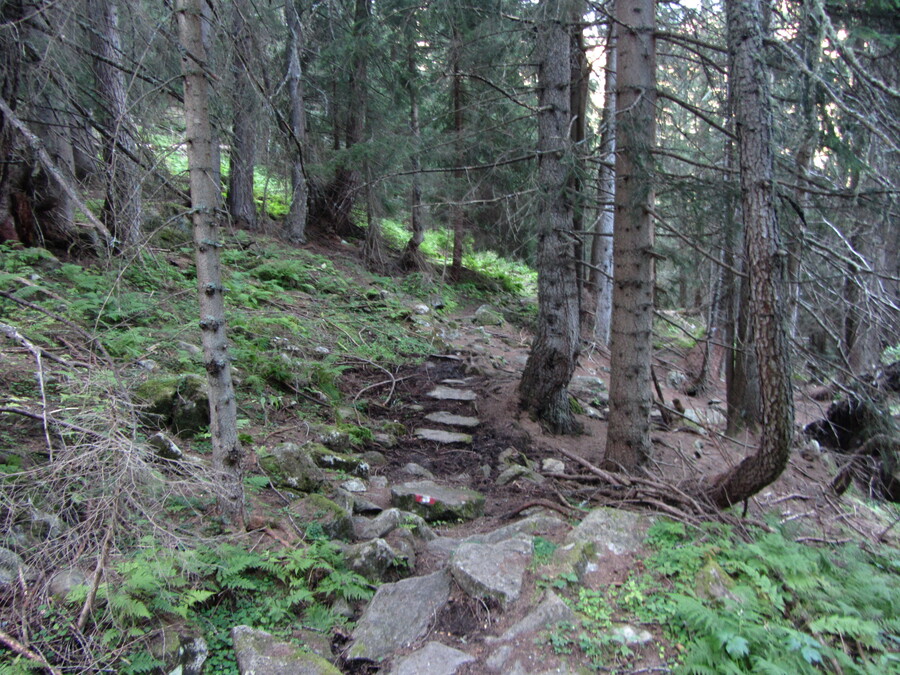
[450,537,532,607]
[348,570,451,662]
[426,386,477,401]
[415,428,473,444]
[388,642,475,675]
[391,481,485,522]
[425,412,480,428]
[565,507,653,556]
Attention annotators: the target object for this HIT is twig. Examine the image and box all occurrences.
[0,629,62,675]
[0,324,53,458]
[0,406,108,440]
[554,446,632,488]
[77,510,116,632]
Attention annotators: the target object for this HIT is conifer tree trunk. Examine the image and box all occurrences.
[400,31,426,271]
[226,0,257,231]
[604,0,656,470]
[519,0,581,435]
[591,18,616,346]
[284,0,309,244]
[449,26,466,281]
[177,0,245,528]
[705,0,794,508]
[87,0,141,248]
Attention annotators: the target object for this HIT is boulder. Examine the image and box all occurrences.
[496,465,544,486]
[354,508,435,542]
[391,481,485,523]
[288,495,354,541]
[343,538,410,581]
[147,432,184,461]
[492,590,577,642]
[388,642,475,675]
[306,444,370,478]
[347,570,451,662]
[0,547,27,587]
[47,567,87,599]
[258,443,325,493]
[135,374,210,437]
[149,626,208,675]
[450,537,533,607]
[231,626,340,675]
[471,304,504,326]
[565,507,653,556]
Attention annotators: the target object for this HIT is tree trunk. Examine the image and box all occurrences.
[284,0,309,244]
[518,1,582,436]
[704,0,794,509]
[0,0,24,243]
[87,0,142,248]
[449,26,466,282]
[399,30,427,271]
[569,1,589,309]
[590,17,616,346]
[177,0,245,528]
[603,0,656,471]
[226,0,257,231]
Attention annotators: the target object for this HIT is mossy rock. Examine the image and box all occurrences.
[258,443,326,493]
[307,443,370,478]
[289,494,354,541]
[134,374,210,437]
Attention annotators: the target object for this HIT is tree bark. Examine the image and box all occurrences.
[604,0,656,470]
[704,0,794,509]
[519,1,582,436]
[284,0,309,244]
[226,0,257,231]
[399,24,427,272]
[87,0,142,248]
[177,0,245,528]
[449,25,466,282]
[591,17,616,346]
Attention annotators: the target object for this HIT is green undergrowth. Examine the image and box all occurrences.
[545,520,900,673]
[36,534,372,674]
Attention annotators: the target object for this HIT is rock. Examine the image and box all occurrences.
[147,432,184,461]
[314,426,353,453]
[474,514,568,545]
[176,340,202,356]
[288,495,354,541]
[259,443,326,493]
[231,626,341,675]
[341,479,367,493]
[414,429,473,445]
[0,547,27,587]
[47,567,87,599]
[347,570,452,662]
[372,432,397,448]
[135,374,210,437]
[391,481,485,523]
[424,412,480,428]
[369,475,389,489]
[450,537,533,607]
[667,370,687,390]
[609,624,653,645]
[471,304,504,326]
[541,458,565,474]
[496,465,544,486]
[343,538,409,581]
[401,462,435,479]
[361,450,387,466]
[389,642,475,675]
[493,590,577,642]
[569,376,606,401]
[307,444,369,477]
[150,626,208,675]
[426,386,478,401]
[413,303,430,315]
[565,507,653,556]
[695,559,740,604]
[137,359,158,371]
[354,508,435,541]
[684,408,726,427]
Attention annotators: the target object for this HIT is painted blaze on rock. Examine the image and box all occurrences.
[390,480,485,522]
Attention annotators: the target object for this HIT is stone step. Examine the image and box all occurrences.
[424,411,480,428]
[426,385,477,401]
[414,428,473,444]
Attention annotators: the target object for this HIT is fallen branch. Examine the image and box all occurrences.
[502,498,576,520]
[0,629,62,675]
[77,510,116,632]
[554,447,632,488]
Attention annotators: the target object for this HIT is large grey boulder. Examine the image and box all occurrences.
[347,570,451,663]
[353,508,435,542]
[258,443,326,493]
[231,626,341,675]
[564,507,653,556]
[391,481,485,523]
[149,626,208,675]
[450,537,533,607]
[471,304,504,326]
[343,538,410,581]
[288,494,354,541]
[389,642,475,675]
[491,590,577,643]
[306,443,369,477]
